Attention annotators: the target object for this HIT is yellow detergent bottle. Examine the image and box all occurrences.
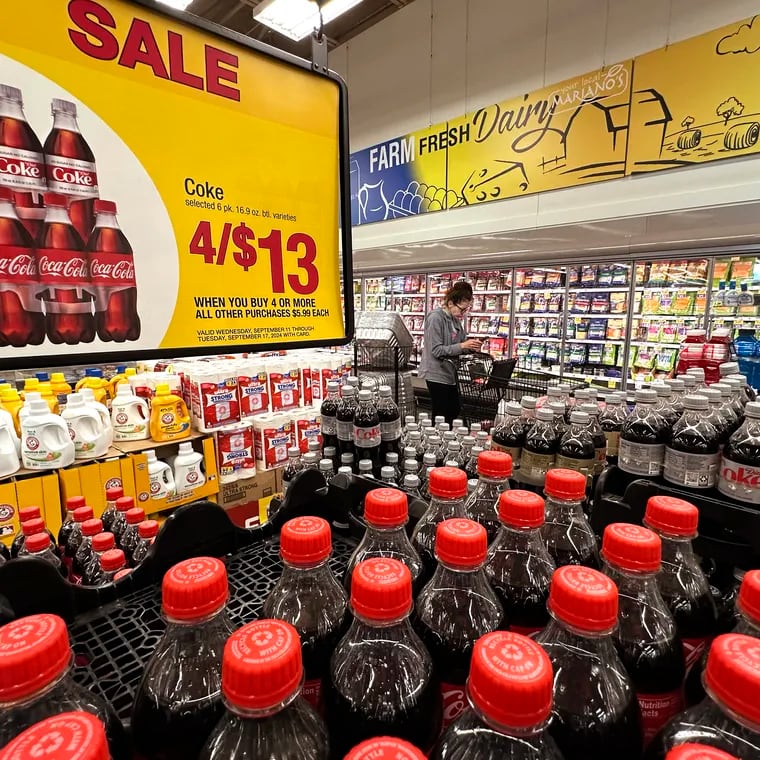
[75,369,109,406]
[50,372,73,408]
[37,383,60,415]
[149,383,191,442]
[1,389,24,436]
[0,383,11,395]
[20,377,39,400]
[108,365,130,400]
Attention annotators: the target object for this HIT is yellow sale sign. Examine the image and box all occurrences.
[0,0,350,368]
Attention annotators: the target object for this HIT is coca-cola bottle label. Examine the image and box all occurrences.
[718,456,760,504]
[636,689,685,746]
[302,678,322,710]
[337,420,353,441]
[518,450,555,484]
[380,419,402,441]
[440,681,467,730]
[321,415,337,436]
[354,424,381,448]
[45,155,98,199]
[663,448,720,489]
[618,440,665,476]
[555,454,594,475]
[88,251,136,289]
[593,446,607,475]
[0,145,46,192]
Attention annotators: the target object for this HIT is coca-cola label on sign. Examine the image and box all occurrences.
[440,681,467,729]
[637,689,685,746]
[36,249,91,288]
[718,457,760,504]
[302,679,321,710]
[0,247,38,285]
[88,252,136,288]
[0,146,46,192]
[380,419,402,441]
[354,424,381,448]
[45,156,98,198]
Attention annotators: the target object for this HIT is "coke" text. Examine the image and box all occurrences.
[0,157,44,179]
[67,0,240,102]
[49,165,96,187]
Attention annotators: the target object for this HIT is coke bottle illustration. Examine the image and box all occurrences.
[0,186,44,346]
[43,99,99,241]
[13,191,46,240]
[36,192,94,344]
[0,84,46,196]
[87,200,140,342]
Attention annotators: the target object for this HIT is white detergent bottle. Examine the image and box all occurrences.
[0,413,20,477]
[80,387,114,450]
[146,449,176,500]
[172,442,206,492]
[62,392,106,460]
[111,383,150,441]
[21,399,75,470]
[18,392,42,428]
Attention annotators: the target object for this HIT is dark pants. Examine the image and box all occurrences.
[426,381,460,426]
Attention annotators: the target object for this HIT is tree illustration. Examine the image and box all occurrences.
[681,115,695,129]
[716,97,745,125]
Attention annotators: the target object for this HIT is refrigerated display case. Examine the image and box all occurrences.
[709,255,760,336]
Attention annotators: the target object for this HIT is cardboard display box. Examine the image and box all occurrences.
[217,467,282,529]
[0,471,62,548]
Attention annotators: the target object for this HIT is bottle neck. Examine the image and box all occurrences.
[545,494,585,517]
[469,700,549,738]
[52,111,80,133]
[706,689,760,735]
[735,614,760,637]
[494,523,545,551]
[225,681,302,719]
[367,523,408,538]
[602,561,664,598]
[165,605,229,628]
[44,206,71,225]
[1,660,72,708]
[280,558,335,583]
[94,212,118,230]
[430,562,490,592]
[475,474,506,491]
[427,494,466,519]
[657,532,701,570]
[350,610,413,632]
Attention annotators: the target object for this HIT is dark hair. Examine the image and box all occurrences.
[444,280,473,305]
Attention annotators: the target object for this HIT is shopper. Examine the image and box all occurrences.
[419,280,481,424]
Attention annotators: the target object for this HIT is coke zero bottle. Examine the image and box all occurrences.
[320,380,340,452]
[485,489,555,635]
[541,468,599,568]
[601,523,686,745]
[43,99,99,241]
[463,450,512,542]
[0,186,44,346]
[262,516,348,710]
[377,384,401,460]
[0,614,128,758]
[0,711,110,760]
[36,192,94,344]
[87,200,140,342]
[131,557,235,759]
[644,495,718,683]
[411,466,468,581]
[344,487,425,594]
[536,566,643,759]
[431,631,564,759]
[414,518,503,729]
[619,389,670,478]
[718,401,760,506]
[645,634,760,759]
[199,619,329,759]
[325,557,442,756]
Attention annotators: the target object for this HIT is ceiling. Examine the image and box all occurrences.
[185,0,415,59]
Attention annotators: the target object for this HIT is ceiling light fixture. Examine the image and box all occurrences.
[157,0,194,10]
[253,0,365,42]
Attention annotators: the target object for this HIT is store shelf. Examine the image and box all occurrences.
[566,338,625,345]
[632,314,703,319]
[518,311,564,318]
[635,285,706,291]
[572,286,631,292]
[710,314,760,320]
[518,287,566,293]
[630,341,682,349]
[566,313,627,319]
[514,335,562,342]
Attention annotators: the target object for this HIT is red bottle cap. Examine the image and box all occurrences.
[138,520,160,539]
[73,506,93,523]
[435,518,487,567]
[21,518,45,536]
[92,532,115,553]
[81,519,103,538]
[477,450,513,478]
[344,737,426,760]
[162,556,228,621]
[665,745,739,760]
[0,711,109,760]
[428,467,468,499]
[548,565,618,633]
[498,490,545,528]
[544,469,586,500]
[25,532,52,553]
[66,496,86,511]
[644,495,699,537]
[100,549,126,573]
[601,523,661,573]
[351,558,412,621]
[43,192,67,207]
[364,488,408,527]
[0,614,70,701]
[115,496,134,513]
[105,485,123,502]
[18,506,41,523]
[468,631,553,728]
[704,633,760,726]
[738,570,760,624]
[94,199,117,214]
[222,619,303,710]
[125,507,146,526]
[280,516,332,565]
